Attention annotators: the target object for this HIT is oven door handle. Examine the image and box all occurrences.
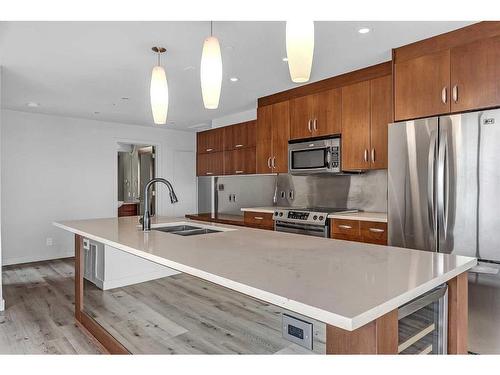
[325,147,332,168]
[275,221,326,232]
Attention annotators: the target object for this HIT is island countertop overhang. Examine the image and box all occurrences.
[54,216,476,331]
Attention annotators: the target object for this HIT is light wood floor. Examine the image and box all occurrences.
[1,258,326,354]
[84,271,326,354]
[0,259,100,354]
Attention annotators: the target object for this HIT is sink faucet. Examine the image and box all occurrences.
[141,178,178,231]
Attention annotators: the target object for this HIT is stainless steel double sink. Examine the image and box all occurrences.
[153,224,221,236]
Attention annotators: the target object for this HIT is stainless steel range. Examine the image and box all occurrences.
[273,207,358,237]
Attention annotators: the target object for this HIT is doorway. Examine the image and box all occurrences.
[117,143,156,217]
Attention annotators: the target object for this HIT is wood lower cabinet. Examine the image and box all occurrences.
[224,148,256,175]
[359,221,388,245]
[197,127,224,154]
[118,203,138,217]
[197,152,224,176]
[256,101,290,174]
[290,88,341,140]
[330,219,387,245]
[450,35,500,113]
[243,211,274,230]
[223,121,256,151]
[394,50,450,121]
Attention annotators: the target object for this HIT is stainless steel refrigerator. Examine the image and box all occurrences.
[388,108,500,354]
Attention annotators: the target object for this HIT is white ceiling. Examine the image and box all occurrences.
[0,21,474,131]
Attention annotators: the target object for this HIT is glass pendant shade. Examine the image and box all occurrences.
[286,21,315,83]
[200,36,222,109]
[150,65,169,124]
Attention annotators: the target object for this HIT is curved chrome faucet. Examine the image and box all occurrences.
[142,178,178,231]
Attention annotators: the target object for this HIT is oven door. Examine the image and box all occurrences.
[288,145,332,174]
[275,221,328,238]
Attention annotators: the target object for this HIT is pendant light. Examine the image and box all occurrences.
[200,21,222,109]
[150,47,169,125]
[285,21,315,83]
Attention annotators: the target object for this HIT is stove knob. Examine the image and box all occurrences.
[319,216,324,221]
[275,211,278,216]
[279,212,283,217]
[313,215,318,220]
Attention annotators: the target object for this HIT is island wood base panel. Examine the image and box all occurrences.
[325,273,468,354]
[74,234,469,355]
[74,234,130,354]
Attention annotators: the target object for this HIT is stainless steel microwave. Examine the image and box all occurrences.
[288,137,341,175]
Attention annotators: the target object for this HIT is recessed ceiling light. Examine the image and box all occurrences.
[282,57,288,62]
[230,77,239,82]
[358,27,370,34]
[26,102,39,108]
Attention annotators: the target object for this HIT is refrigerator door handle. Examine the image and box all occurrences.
[438,129,449,239]
[428,130,438,239]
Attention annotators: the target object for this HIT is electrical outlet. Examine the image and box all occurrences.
[46,237,53,246]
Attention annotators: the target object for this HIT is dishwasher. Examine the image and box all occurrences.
[397,284,448,354]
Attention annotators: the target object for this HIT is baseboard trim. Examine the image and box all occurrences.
[2,251,75,266]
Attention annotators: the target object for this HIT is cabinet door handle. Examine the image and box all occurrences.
[441,87,448,104]
[254,216,264,220]
[452,84,458,103]
[271,156,276,169]
[368,228,385,233]
[267,157,272,169]
[206,148,213,152]
[364,149,368,163]
[307,119,312,133]
[235,144,243,148]
[338,225,352,229]
[313,118,318,131]
[235,170,244,174]
[371,148,375,163]
[206,172,214,175]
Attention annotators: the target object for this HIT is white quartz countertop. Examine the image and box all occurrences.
[327,212,388,222]
[240,207,280,213]
[241,207,387,222]
[54,216,475,331]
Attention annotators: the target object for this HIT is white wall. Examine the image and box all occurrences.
[211,108,256,128]
[0,67,4,310]
[1,110,196,266]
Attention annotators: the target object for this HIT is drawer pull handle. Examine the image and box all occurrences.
[254,216,264,220]
[235,170,244,174]
[338,225,352,229]
[235,144,243,148]
[206,148,213,152]
[206,172,214,175]
[368,228,385,233]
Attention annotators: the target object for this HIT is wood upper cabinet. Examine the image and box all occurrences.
[197,152,224,176]
[450,35,500,113]
[256,101,290,174]
[342,81,371,170]
[342,76,392,171]
[314,88,342,137]
[197,127,224,154]
[224,148,256,175]
[290,88,341,140]
[394,50,451,121]
[223,121,256,151]
[370,75,392,169]
[290,95,313,140]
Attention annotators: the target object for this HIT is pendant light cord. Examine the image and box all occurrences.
[210,21,213,37]
[157,50,161,66]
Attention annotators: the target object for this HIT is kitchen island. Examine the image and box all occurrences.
[54,216,476,354]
